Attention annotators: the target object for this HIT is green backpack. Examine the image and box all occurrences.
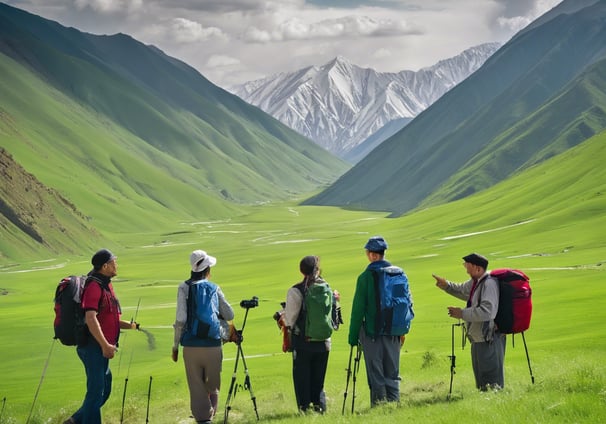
[297,280,334,341]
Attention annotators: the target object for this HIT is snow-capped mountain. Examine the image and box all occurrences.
[230,43,501,160]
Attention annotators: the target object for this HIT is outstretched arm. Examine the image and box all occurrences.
[432,274,448,290]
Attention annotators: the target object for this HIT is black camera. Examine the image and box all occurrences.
[273,302,286,322]
[240,296,259,309]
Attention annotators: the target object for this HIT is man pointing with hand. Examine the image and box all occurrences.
[433,253,506,391]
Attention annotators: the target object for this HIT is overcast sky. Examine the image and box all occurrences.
[6,0,562,87]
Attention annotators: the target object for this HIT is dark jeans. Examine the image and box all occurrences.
[292,348,329,412]
[72,341,112,424]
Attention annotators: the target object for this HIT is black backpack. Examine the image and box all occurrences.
[53,275,101,346]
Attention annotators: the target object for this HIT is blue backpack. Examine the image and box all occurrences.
[373,266,414,336]
[186,279,222,340]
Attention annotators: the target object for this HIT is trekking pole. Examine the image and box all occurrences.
[351,344,362,414]
[448,321,462,400]
[120,297,142,424]
[145,376,153,423]
[341,345,354,415]
[26,339,56,424]
[117,297,141,376]
[120,376,129,424]
[521,332,535,384]
[1,396,6,422]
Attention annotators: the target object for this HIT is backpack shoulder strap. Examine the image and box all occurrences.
[474,273,492,305]
[185,279,195,327]
[294,281,307,305]
[82,276,108,311]
[371,269,383,335]
[292,281,307,335]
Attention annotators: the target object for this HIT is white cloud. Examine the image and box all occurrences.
[372,48,392,59]
[242,14,417,43]
[168,18,227,43]
[496,0,562,32]
[497,15,532,33]
[6,0,564,86]
[206,55,241,68]
[74,0,142,14]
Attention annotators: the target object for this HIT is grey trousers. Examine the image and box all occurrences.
[359,330,401,405]
[470,333,506,390]
[183,346,223,421]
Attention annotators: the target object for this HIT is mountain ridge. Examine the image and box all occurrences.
[0,2,349,260]
[304,0,606,215]
[230,43,500,161]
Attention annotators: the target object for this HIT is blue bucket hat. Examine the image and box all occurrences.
[364,236,388,253]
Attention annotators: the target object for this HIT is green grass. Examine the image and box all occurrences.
[1,128,605,424]
[1,179,605,423]
[1,6,605,422]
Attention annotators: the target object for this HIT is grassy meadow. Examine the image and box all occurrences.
[1,134,606,423]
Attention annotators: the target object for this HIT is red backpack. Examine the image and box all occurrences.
[490,268,532,334]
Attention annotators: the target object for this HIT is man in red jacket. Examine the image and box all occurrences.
[64,249,139,424]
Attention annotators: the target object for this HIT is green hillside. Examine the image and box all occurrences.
[0,3,349,262]
[305,0,606,216]
[0,130,604,423]
[422,55,606,207]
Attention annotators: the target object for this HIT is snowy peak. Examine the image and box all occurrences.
[229,42,501,158]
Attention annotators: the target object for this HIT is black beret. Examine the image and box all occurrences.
[462,253,488,269]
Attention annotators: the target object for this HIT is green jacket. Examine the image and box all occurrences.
[348,259,391,345]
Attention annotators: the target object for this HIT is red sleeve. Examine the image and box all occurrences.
[81,282,102,311]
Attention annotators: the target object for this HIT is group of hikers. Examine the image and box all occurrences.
[62,237,508,424]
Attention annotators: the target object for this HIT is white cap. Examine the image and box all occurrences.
[190,250,217,272]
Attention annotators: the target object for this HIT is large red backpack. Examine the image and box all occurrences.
[490,268,532,334]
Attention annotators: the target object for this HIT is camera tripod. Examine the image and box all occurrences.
[223,305,259,424]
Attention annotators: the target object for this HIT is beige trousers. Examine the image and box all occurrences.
[183,345,223,421]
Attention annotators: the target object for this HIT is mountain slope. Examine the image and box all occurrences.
[0,3,348,204]
[0,3,349,259]
[304,0,606,216]
[0,147,103,260]
[231,44,500,159]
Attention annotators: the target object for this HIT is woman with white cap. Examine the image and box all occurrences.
[172,250,234,424]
